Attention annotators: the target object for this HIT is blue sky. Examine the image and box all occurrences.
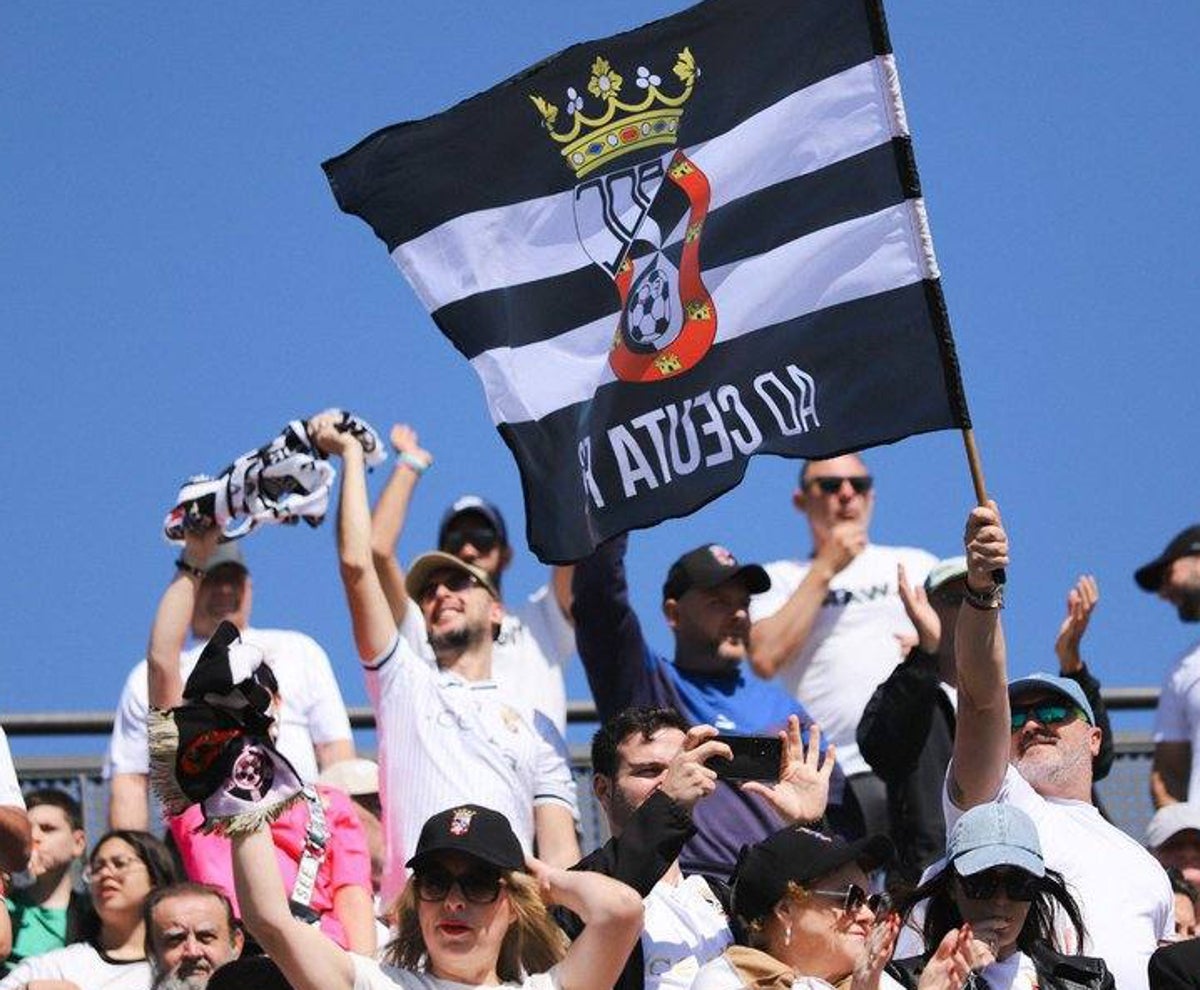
[4,2,1198,760]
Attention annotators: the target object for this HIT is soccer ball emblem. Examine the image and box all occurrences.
[623,266,673,352]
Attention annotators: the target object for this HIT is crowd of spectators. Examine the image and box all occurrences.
[4,431,1200,989]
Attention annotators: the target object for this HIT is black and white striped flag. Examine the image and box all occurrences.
[323,0,970,562]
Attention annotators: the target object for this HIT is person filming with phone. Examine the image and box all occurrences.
[573,538,861,883]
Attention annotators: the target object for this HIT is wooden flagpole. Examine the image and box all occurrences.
[961,427,1005,584]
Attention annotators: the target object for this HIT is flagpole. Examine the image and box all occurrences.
[961,427,1006,585]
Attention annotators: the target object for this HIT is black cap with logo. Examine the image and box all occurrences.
[406,804,525,873]
[662,544,770,602]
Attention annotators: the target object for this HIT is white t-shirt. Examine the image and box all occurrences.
[104,627,353,784]
[399,583,575,737]
[1153,640,1200,798]
[0,727,23,809]
[365,636,578,906]
[0,942,151,990]
[978,950,1039,990]
[351,953,560,990]
[750,544,936,774]
[943,765,1173,990]
[641,874,732,990]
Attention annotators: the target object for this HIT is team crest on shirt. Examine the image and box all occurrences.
[529,47,717,383]
[449,807,477,835]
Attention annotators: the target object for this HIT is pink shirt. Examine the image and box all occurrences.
[170,785,371,948]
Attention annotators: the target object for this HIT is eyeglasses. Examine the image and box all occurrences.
[807,883,889,915]
[1009,704,1086,732]
[83,855,147,884]
[806,476,874,496]
[417,571,483,605]
[414,866,504,904]
[955,867,1040,902]
[441,527,500,555]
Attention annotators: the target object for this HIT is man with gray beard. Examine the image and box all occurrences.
[145,883,242,990]
[946,501,1172,990]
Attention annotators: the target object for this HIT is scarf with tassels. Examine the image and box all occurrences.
[162,408,387,544]
[149,621,305,835]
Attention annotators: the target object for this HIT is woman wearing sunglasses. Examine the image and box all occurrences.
[694,825,971,990]
[893,803,1113,989]
[230,802,643,990]
[0,830,178,990]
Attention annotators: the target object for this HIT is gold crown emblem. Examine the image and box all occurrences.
[530,48,699,179]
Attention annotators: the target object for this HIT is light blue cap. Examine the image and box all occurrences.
[1008,672,1095,726]
[948,803,1044,878]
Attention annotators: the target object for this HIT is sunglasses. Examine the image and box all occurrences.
[807,475,874,495]
[955,867,1040,902]
[807,883,889,915]
[1009,704,1086,732]
[441,527,501,555]
[414,866,504,904]
[417,570,483,605]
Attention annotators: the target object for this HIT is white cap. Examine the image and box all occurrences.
[1144,802,1200,850]
[317,758,379,797]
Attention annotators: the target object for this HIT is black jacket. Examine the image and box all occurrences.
[891,943,1114,990]
[555,790,729,990]
[1149,939,1200,990]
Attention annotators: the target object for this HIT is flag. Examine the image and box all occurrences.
[323,0,970,562]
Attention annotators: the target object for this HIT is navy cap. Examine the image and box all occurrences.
[438,495,508,549]
[948,803,1044,878]
[1008,672,1095,726]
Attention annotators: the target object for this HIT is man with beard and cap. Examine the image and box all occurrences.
[1136,526,1200,805]
[572,535,855,883]
[946,501,1172,990]
[146,883,243,990]
[311,414,579,910]
[368,423,576,738]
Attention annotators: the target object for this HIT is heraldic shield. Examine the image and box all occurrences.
[531,49,716,383]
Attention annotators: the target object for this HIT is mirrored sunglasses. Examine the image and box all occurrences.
[1009,704,1085,732]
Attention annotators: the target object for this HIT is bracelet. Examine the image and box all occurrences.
[175,557,207,580]
[397,452,431,476]
[963,581,1005,610]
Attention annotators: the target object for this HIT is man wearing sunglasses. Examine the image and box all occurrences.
[1134,526,1200,807]
[748,454,936,837]
[368,423,575,739]
[947,501,1173,990]
[312,416,580,912]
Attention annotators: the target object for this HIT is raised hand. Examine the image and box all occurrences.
[659,725,732,811]
[390,423,433,467]
[917,925,974,990]
[815,521,867,577]
[309,412,356,458]
[850,912,900,990]
[963,501,1008,592]
[1054,574,1099,674]
[741,717,834,825]
[898,562,940,654]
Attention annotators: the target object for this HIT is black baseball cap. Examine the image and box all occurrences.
[662,544,770,602]
[406,805,525,873]
[730,825,894,925]
[1136,526,1200,592]
[438,495,509,549]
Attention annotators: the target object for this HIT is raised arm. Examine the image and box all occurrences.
[312,414,398,663]
[571,536,652,720]
[232,824,354,990]
[528,859,643,990]
[748,522,864,678]
[147,527,221,710]
[1053,575,1114,780]
[947,503,1010,811]
[369,424,432,623]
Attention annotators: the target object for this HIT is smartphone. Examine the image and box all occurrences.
[711,734,783,782]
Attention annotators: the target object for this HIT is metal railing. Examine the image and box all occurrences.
[2,690,1163,849]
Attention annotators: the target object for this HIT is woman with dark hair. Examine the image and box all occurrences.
[893,803,1113,989]
[0,829,178,989]
[230,802,644,990]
